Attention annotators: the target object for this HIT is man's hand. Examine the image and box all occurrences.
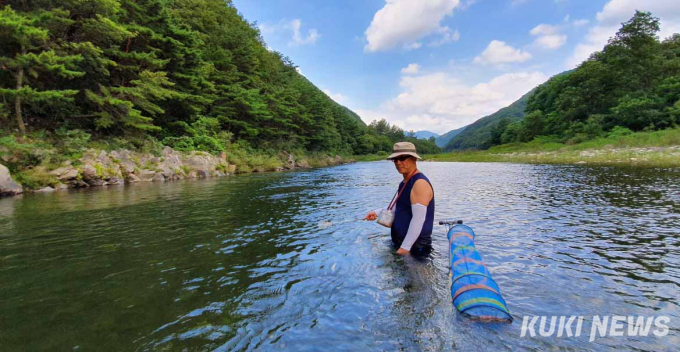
[396,248,409,255]
[363,210,378,221]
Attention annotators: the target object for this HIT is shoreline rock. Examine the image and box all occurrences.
[0,163,23,196]
[0,147,353,198]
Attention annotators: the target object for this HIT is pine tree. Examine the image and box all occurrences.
[0,6,83,134]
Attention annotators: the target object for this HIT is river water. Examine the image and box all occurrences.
[1,161,679,351]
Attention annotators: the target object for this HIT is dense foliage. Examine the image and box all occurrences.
[442,11,679,151]
[502,11,680,146]
[442,90,533,151]
[358,119,440,155]
[0,0,434,156]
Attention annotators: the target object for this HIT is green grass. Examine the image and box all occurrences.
[425,127,680,168]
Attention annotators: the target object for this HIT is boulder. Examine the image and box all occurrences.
[109,149,137,174]
[72,180,89,188]
[127,173,141,183]
[106,177,122,185]
[227,164,236,174]
[85,178,107,187]
[137,169,156,182]
[81,164,99,182]
[50,166,79,182]
[35,186,55,193]
[152,172,165,182]
[196,170,209,178]
[158,164,175,179]
[287,154,296,169]
[184,154,212,171]
[0,164,23,196]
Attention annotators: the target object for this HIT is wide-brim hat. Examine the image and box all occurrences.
[386,141,422,160]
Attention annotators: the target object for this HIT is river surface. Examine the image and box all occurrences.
[1,161,679,351]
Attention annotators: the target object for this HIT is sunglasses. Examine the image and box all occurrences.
[392,155,412,162]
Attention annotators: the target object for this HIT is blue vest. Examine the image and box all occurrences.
[390,172,435,249]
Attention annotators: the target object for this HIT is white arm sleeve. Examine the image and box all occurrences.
[373,208,382,215]
[400,203,427,251]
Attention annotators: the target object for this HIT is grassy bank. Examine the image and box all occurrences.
[426,127,680,167]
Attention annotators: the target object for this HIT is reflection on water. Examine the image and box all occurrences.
[0,162,679,351]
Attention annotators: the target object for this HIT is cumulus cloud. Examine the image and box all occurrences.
[530,24,560,36]
[534,34,567,49]
[473,40,532,65]
[259,19,319,47]
[364,0,461,52]
[356,71,548,133]
[567,0,680,67]
[401,63,420,75]
[530,24,567,49]
[322,89,347,104]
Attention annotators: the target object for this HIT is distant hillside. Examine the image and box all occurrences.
[435,126,467,147]
[443,91,534,151]
[443,70,573,151]
[412,131,439,140]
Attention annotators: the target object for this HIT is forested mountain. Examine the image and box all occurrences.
[443,90,533,151]
[499,11,680,146]
[0,0,437,156]
[411,131,439,140]
[443,11,679,152]
[435,126,466,147]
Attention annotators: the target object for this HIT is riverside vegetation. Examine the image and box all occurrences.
[436,11,680,164]
[0,0,438,196]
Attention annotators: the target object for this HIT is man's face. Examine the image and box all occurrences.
[392,155,416,174]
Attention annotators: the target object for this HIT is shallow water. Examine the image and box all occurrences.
[1,161,679,351]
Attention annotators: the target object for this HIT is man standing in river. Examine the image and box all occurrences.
[364,142,435,256]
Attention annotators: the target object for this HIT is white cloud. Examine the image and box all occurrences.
[289,19,319,46]
[530,24,560,36]
[572,19,589,26]
[356,71,548,133]
[401,63,420,75]
[567,0,680,67]
[596,0,680,25]
[473,40,532,65]
[530,24,567,49]
[364,0,461,52]
[259,19,320,47]
[322,89,347,104]
[429,27,461,46]
[534,34,567,49]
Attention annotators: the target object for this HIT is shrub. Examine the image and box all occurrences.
[14,167,59,190]
[55,128,91,159]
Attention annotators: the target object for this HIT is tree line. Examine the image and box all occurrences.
[0,0,438,155]
[497,11,679,146]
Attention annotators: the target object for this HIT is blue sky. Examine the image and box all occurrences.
[232,0,680,134]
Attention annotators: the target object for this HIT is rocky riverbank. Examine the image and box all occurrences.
[0,147,349,197]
